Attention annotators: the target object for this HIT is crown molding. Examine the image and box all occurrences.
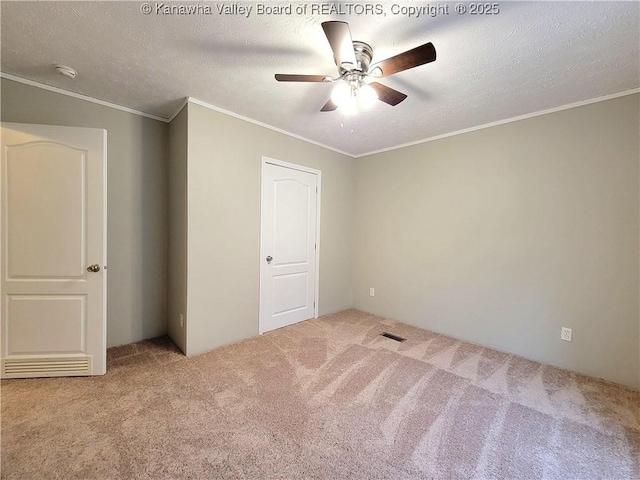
[1,72,170,123]
[185,97,353,157]
[355,88,640,158]
[3,72,637,160]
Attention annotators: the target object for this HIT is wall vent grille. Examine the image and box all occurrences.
[2,356,92,378]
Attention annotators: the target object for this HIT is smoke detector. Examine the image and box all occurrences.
[54,64,77,79]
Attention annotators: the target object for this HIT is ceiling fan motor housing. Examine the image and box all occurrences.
[343,41,373,74]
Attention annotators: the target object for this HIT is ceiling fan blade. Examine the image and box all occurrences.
[321,21,357,69]
[275,74,329,82]
[320,98,338,112]
[371,42,436,77]
[369,82,407,106]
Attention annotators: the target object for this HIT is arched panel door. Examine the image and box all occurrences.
[1,123,106,377]
[260,159,319,333]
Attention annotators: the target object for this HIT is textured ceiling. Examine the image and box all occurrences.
[1,1,639,156]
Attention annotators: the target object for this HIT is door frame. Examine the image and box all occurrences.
[259,156,321,334]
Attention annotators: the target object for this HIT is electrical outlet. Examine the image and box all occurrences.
[180,314,184,328]
[369,288,375,297]
[561,327,572,342]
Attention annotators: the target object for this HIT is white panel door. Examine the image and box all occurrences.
[1,122,106,377]
[260,159,319,333]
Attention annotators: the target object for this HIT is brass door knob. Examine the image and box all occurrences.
[87,264,101,273]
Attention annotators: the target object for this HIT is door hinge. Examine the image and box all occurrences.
[316,186,318,194]
[315,243,317,250]
[314,302,316,308]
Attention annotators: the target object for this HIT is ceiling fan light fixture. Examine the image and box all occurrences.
[275,21,437,112]
[341,95,359,116]
[330,82,352,108]
[358,84,378,109]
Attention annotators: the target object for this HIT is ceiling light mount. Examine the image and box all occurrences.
[54,64,77,79]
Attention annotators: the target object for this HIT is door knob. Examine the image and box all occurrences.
[87,264,101,273]
[266,256,273,263]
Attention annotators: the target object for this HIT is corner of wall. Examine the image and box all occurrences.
[167,103,189,354]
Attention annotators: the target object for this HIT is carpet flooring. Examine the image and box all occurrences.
[1,309,639,479]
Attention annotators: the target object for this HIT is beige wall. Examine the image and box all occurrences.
[167,104,188,352]
[354,94,640,388]
[4,76,637,388]
[1,78,169,347]
[185,102,354,355]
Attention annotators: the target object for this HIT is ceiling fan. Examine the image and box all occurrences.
[275,21,436,114]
